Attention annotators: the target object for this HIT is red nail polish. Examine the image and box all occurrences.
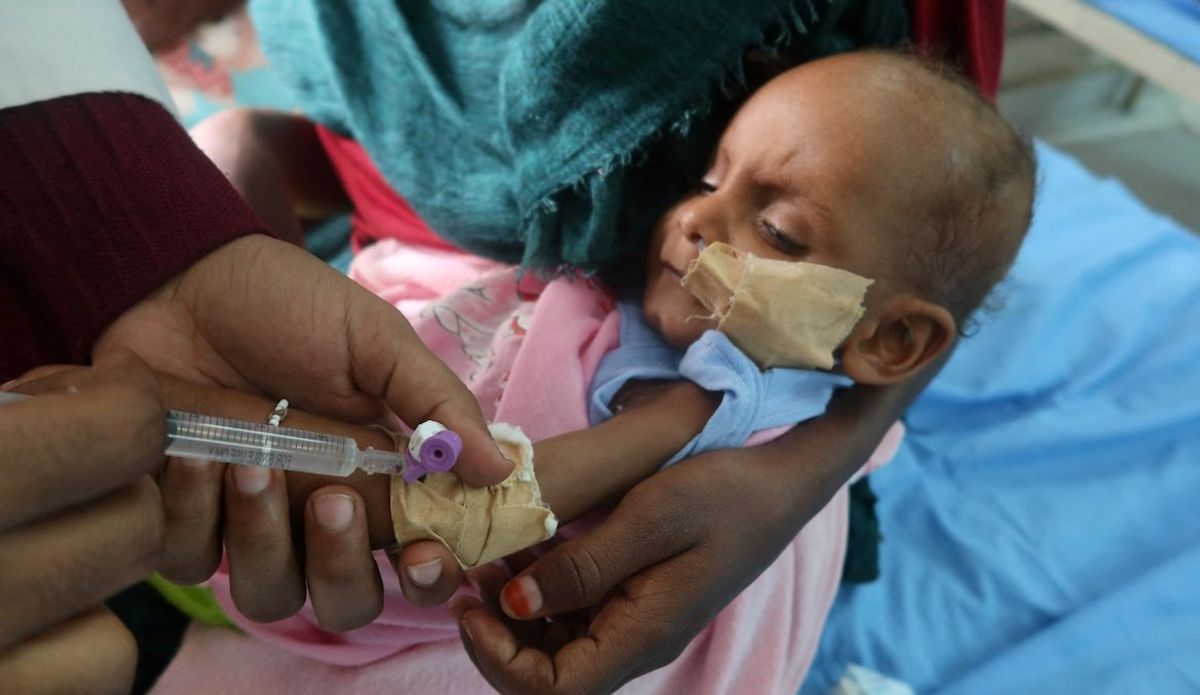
[501,575,543,617]
[502,579,531,617]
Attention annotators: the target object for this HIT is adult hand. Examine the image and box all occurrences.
[0,357,165,694]
[95,234,510,623]
[451,370,944,694]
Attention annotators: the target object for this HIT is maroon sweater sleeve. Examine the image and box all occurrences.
[0,93,269,381]
[908,0,1006,100]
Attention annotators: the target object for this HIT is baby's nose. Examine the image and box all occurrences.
[679,201,725,247]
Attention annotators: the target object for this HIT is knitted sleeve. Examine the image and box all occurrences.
[0,93,267,380]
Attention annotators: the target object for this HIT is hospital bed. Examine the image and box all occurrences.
[1012,0,1200,105]
[804,5,1200,689]
[802,141,1200,693]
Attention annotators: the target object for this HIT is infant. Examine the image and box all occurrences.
[173,48,1036,686]
[643,49,1034,382]
[382,49,1037,568]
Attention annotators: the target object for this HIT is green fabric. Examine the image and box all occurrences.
[842,477,881,584]
[146,574,236,628]
[252,0,907,272]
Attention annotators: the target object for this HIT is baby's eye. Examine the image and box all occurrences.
[757,217,806,256]
[696,179,717,194]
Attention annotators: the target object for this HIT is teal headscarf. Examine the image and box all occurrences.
[252,0,906,271]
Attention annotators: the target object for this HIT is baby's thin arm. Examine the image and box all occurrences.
[534,380,719,522]
[156,377,715,568]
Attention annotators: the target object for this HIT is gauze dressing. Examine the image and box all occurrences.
[681,242,873,370]
[391,423,557,569]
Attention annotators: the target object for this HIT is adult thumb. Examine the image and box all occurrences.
[498,499,692,620]
[347,291,512,487]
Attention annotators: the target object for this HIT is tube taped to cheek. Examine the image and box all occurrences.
[681,242,873,370]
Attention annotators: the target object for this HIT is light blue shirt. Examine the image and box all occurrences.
[589,302,852,465]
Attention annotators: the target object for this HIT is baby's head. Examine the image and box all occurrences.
[643,50,1036,384]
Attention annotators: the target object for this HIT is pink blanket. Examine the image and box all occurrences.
[153,239,900,694]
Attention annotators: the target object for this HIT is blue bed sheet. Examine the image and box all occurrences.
[802,144,1200,694]
[1086,0,1200,63]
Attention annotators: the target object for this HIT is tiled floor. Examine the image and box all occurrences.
[999,7,1200,234]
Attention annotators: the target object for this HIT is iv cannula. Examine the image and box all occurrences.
[0,391,462,479]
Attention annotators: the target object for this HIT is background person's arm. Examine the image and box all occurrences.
[121,0,247,53]
[189,109,353,245]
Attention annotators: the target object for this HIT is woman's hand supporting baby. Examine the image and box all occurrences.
[450,364,946,694]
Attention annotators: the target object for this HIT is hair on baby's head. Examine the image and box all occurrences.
[859,50,1037,328]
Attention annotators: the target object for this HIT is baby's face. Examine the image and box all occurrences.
[643,55,936,349]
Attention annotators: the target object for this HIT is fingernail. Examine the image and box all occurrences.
[176,458,213,472]
[406,558,442,587]
[501,575,542,617]
[233,465,271,495]
[313,494,354,533]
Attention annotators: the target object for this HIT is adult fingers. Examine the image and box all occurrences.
[0,477,163,652]
[453,602,642,695]
[0,363,79,391]
[223,465,306,622]
[496,488,694,620]
[0,606,137,695]
[153,377,261,586]
[157,457,225,584]
[346,294,513,487]
[304,487,383,632]
[389,540,465,607]
[0,356,165,531]
[456,554,709,695]
[154,377,394,586]
[278,470,394,550]
[462,563,547,648]
[155,376,398,550]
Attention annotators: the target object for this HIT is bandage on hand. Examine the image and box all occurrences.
[390,423,557,569]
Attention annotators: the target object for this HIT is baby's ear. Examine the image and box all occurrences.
[840,297,955,385]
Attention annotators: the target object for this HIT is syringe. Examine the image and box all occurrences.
[0,391,461,479]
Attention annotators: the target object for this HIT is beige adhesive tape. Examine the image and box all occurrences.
[681,242,873,370]
[390,423,557,569]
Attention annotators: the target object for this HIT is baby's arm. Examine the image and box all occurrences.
[159,376,717,561]
[190,109,351,245]
[533,380,719,521]
[151,374,719,629]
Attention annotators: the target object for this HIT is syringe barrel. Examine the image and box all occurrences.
[164,411,358,477]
